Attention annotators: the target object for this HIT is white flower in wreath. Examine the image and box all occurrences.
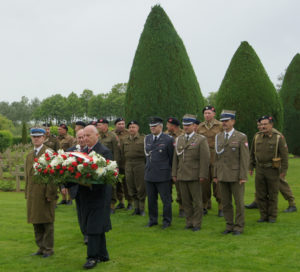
[57,149,65,155]
[62,156,76,166]
[45,149,54,157]
[96,167,106,177]
[38,156,47,166]
[75,144,81,151]
[50,156,64,168]
[106,160,118,171]
[77,164,84,172]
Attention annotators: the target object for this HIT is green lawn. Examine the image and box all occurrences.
[0,158,299,272]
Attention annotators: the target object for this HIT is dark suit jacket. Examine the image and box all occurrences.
[78,141,113,234]
[144,133,174,182]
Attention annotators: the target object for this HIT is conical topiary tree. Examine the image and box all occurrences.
[21,121,27,144]
[125,5,204,133]
[216,41,283,143]
[280,53,300,155]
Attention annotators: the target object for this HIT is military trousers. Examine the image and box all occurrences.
[87,233,109,261]
[220,181,245,232]
[33,223,54,254]
[146,180,172,225]
[116,168,132,204]
[253,177,295,206]
[75,196,86,236]
[179,180,203,228]
[202,164,222,210]
[255,167,280,220]
[125,162,146,211]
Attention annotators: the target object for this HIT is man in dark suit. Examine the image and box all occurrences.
[78,125,113,269]
[65,129,87,244]
[144,117,174,229]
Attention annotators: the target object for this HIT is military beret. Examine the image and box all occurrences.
[166,117,180,126]
[30,128,46,136]
[149,116,163,127]
[114,117,125,125]
[75,121,86,127]
[97,118,109,124]
[220,110,236,121]
[127,120,139,128]
[259,115,273,123]
[194,119,200,125]
[89,121,97,126]
[59,123,68,131]
[182,114,197,125]
[42,123,51,127]
[202,106,216,113]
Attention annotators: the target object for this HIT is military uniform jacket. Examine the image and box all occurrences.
[249,128,288,175]
[25,145,57,224]
[99,131,120,164]
[112,129,130,169]
[44,134,59,152]
[120,133,145,164]
[197,119,223,165]
[144,133,174,182]
[58,134,75,151]
[78,142,113,234]
[172,133,210,181]
[214,130,249,182]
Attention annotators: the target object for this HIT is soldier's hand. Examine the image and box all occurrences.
[239,179,246,184]
[172,176,177,183]
[249,170,253,176]
[199,178,205,183]
[213,178,218,183]
[280,173,286,179]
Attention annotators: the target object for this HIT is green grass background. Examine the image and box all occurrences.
[0,158,299,272]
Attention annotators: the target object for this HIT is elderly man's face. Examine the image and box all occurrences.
[129,124,139,136]
[261,120,273,134]
[76,130,86,148]
[84,126,99,147]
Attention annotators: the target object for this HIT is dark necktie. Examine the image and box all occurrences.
[154,136,158,142]
[35,149,38,156]
[224,133,229,144]
[186,135,189,142]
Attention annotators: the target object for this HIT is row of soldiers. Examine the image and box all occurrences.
[42,106,296,234]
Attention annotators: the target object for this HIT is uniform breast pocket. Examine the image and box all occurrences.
[229,143,239,152]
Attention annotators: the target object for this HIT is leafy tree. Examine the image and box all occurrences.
[21,121,27,144]
[216,41,283,143]
[66,92,82,122]
[206,92,217,107]
[125,5,204,133]
[0,114,14,131]
[88,94,105,119]
[280,53,300,155]
[80,89,94,118]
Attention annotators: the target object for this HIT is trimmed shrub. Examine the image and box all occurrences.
[0,130,13,152]
[280,53,300,155]
[216,41,283,143]
[125,5,204,133]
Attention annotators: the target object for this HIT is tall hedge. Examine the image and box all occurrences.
[125,5,204,133]
[216,41,283,143]
[280,53,300,155]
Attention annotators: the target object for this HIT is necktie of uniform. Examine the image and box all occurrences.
[186,135,189,142]
[35,149,38,156]
[154,136,158,142]
[224,133,229,144]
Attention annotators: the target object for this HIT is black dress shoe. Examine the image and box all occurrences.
[127,203,133,210]
[139,210,145,216]
[179,209,185,217]
[131,208,140,215]
[58,200,67,205]
[257,218,268,223]
[162,223,171,229]
[116,203,125,209]
[232,230,242,235]
[218,210,224,217]
[203,208,208,215]
[66,200,73,205]
[42,252,54,258]
[245,201,258,209]
[192,227,201,232]
[283,206,297,213]
[83,258,97,269]
[268,219,276,223]
[145,222,158,227]
[222,230,233,234]
[31,251,43,256]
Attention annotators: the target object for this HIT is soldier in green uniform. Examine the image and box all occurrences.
[172,114,210,232]
[57,123,75,205]
[165,117,185,217]
[120,120,146,216]
[214,110,249,235]
[97,118,121,214]
[25,128,57,258]
[43,123,59,152]
[246,119,297,212]
[197,106,223,216]
[249,116,289,223]
[112,118,133,210]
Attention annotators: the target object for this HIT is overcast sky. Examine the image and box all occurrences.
[1,0,299,103]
